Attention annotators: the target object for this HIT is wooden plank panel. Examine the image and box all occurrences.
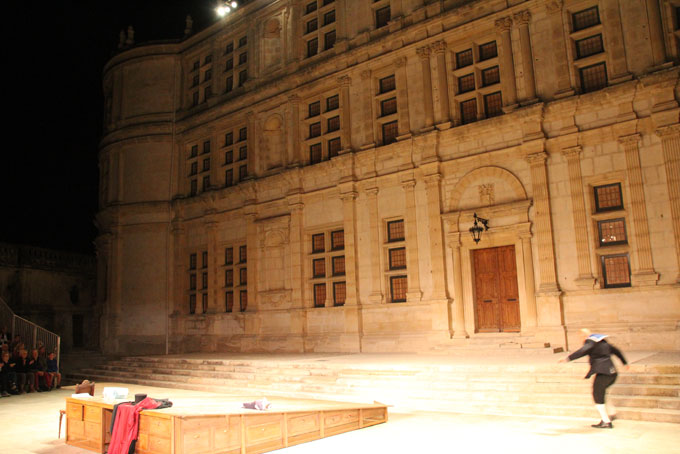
[67,402,84,421]
[287,412,320,437]
[84,405,102,423]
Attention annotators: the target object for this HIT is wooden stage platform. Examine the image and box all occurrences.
[65,394,388,454]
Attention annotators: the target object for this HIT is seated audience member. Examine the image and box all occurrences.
[29,348,50,391]
[46,352,61,389]
[9,335,21,354]
[13,349,35,393]
[0,351,18,397]
[0,327,8,346]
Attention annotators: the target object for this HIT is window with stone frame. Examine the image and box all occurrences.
[375,74,399,145]
[591,182,631,288]
[220,125,247,188]
[303,91,342,164]
[303,0,337,59]
[372,0,391,29]
[452,39,503,126]
[186,51,214,106]
[384,219,407,303]
[221,33,248,93]
[186,139,213,197]
[309,228,346,307]
[568,4,609,93]
[188,250,207,314]
[223,243,247,312]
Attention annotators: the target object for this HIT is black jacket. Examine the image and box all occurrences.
[568,338,627,378]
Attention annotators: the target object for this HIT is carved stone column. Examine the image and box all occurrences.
[513,10,538,104]
[562,146,595,288]
[286,95,301,166]
[423,173,447,300]
[520,232,538,329]
[545,1,574,98]
[365,186,383,303]
[416,46,435,131]
[656,125,680,282]
[360,70,375,149]
[526,152,560,292]
[340,187,359,306]
[338,75,352,154]
[495,16,518,109]
[431,41,451,128]
[401,177,422,301]
[447,232,467,338]
[619,134,658,285]
[394,57,411,139]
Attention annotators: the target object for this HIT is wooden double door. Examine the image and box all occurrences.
[472,245,520,332]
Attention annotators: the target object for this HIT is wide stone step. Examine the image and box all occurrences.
[610,384,680,397]
[618,374,680,385]
[610,395,680,410]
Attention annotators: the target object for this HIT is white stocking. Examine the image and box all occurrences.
[596,404,611,423]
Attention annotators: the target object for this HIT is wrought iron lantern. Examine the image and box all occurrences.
[469,212,489,244]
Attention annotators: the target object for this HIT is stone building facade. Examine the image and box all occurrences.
[97,0,680,355]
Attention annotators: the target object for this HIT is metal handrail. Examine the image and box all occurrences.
[0,297,60,367]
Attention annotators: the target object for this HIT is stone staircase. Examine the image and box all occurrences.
[65,355,680,424]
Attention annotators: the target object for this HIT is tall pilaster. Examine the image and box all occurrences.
[338,75,353,154]
[514,10,537,104]
[431,41,451,128]
[646,0,667,68]
[287,197,305,308]
[423,173,447,300]
[340,186,359,306]
[401,177,422,301]
[619,134,658,285]
[394,57,411,139]
[447,232,467,338]
[561,146,595,288]
[656,125,680,282]
[601,0,631,83]
[360,70,375,149]
[205,217,217,313]
[545,1,574,98]
[526,152,560,292]
[495,16,518,109]
[244,205,259,311]
[520,232,538,329]
[286,95,301,166]
[171,220,186,315]
[365,186,383,303]
[246,111,259,177]
[416,46,435,131]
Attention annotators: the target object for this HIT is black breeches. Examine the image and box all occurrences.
[592,373,617,404]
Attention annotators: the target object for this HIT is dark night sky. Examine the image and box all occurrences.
[2,1,219,255]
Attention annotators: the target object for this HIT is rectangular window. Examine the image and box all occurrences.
[204,69,212,81]
[306,1,317,14]
[190,253,197,270]
[309,122,322,138]
[307,38,319,57]
[225,247,233,265]
[190,145,198,158]
[333,281,346,306]
[202,251,209,268]
[238,52,248,65]
[190,179,198,196]
[202,293,208,313]
[203,141,211,154]
[190,274,197,290]
[326,95,339,111]
[327,116,340,132]
[458,74,475,93]
[226,76,233,93]
[328,138,341,157]
[382,121,398,145]
[225,269,233,287]
[478,41,498,61]
[324,10,335,26]
[192,75,199,87]
[332,256,345,276]
[204,86,212,100]
[190,162,198,176]
[225,168,233,187]
[314,283,326,307]
[324,30,336,50]
[239,267,247,285]
[482,66,500,86]
[598,218,627,246]
[484,92,503,118]
[460,98,478,124]
[239,127,247,141]
[203,158,210,172]
[202,175,210,191]
[239,36,248,47]
[239,146,247,161]
[239,70,248,86]
[225,58,233,70]
[239,245,247,263]
[306,19,318,34]
[322,0,334,5]
[331,230,344,250]
[456,49,473,68]
[389,247,407,270]
[576,35,604,59]
[189,294,196,314]
[573,6,600,32]
[601,254,631,288]
[579,56,607,94]
[309,101,321,118]
[225,291,234,312]
[312,233,325,252]
[594,183,623,212]
[310,143,322,163]
[376,6,390,28]
[313,258,326,278]
[380,98,398,116]
[225,150,233,164]
[379,75,396,94]
[240,290,247,312]
[387,219,405,242]
[202,272,208,289]
[239,165,247,180]
[225,43,233,54]
[390,275,408,303]
[224,132,233,146]
[192,91,199,106]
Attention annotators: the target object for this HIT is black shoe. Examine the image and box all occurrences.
[591,421,613,429]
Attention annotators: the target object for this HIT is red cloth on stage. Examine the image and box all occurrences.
[108,397,161,454]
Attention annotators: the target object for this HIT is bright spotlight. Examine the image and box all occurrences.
[216,1,238,17]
